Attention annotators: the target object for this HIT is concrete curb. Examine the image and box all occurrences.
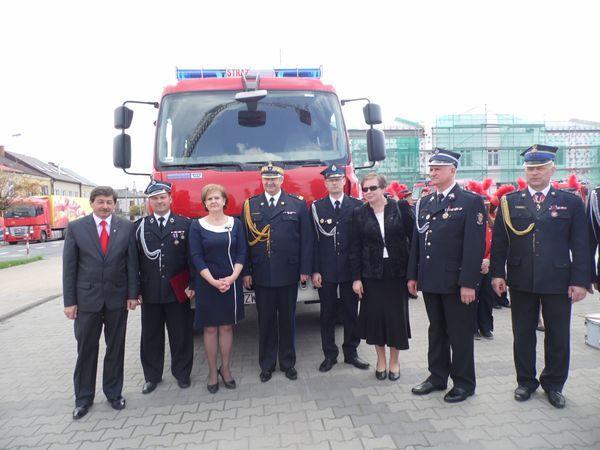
[0,293,62,322]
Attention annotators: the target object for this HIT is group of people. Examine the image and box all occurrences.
[62,144,600,420]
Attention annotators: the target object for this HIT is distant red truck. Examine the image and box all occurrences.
[3,196,91,244]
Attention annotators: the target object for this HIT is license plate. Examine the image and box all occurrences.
[244,292,256,304]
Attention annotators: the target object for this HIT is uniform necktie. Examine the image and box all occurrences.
[533,192,545,210]
[158,216,165,232]
[269,197,275,208]
[334,200,340,214]
[99,220,109,255]
[437,193,445,204]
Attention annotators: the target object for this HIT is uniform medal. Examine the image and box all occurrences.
[442,212,449,219]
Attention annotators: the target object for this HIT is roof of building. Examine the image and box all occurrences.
[0,155,48,178]
[6,152,96,186]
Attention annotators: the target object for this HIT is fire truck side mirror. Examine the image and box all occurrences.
[366,128,386,162]
[363,103,382,125]
[114,106,134,130]
[113,134,132,169]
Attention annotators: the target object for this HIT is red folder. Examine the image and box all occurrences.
[169,270,191,303]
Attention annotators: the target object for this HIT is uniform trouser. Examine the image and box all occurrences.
[73,306,128,407]
[509,289,571,392]
[473,273,494,334]
[140,301,194,383]
[254,284,298,372]
[318,281,360,361]
[423,292,476,392]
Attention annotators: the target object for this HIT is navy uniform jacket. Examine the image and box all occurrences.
[490,187,590,294]
[588,186,600,283]
[135,213,191,304]
[244,191,313,287]
[407,184,486,294]
[312,195,362,284]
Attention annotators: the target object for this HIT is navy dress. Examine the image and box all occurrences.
[189,216,246,328]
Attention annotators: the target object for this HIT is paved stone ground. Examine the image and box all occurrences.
[0,292,599,449]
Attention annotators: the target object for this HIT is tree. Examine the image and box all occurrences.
[129,204,141,218]
[0,170,43,213]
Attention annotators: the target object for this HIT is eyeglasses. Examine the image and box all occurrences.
[361,186,380,193]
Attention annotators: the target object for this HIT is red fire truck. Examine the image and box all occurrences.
[4,196,91,244]
[113,67,385,303]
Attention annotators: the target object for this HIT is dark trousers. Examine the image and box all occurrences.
[73,307,128,407]
[318,281,360,360]
[141,301,194,383]
[473,273,494,334]
[423,292,476,392]
[254,284,298,372]
[509,289,571,392]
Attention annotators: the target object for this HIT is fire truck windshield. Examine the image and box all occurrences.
[156,90,348,168]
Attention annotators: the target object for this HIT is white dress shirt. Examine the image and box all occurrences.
[265,190,282,207]
[93,214,112,237]
[527,184,551,198]
[436,182,457,200]
[154,211,171,226]
[329,194,344,208]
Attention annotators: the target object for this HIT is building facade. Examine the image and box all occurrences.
[349,117,425,185]
[431,114,600,187]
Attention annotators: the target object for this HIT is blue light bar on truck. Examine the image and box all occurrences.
[176,67,322,80]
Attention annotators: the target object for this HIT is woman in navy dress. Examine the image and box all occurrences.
[189,184,246,393]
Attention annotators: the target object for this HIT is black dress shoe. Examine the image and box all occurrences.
[218,367,236,389]
[108,396,126,410]
[319,358,337,373]
[177,378,191,389]
[481,331,494,340]
[142,381,158,394]
[547,391,565,409]
[474,332,481,340]
[492,304,502,309]
[72,405,89,420]
[284,367,298,380]
[259,370,272,383]
[375,369,387,380]
[514,385,534,402]
[388,371,400,381]
[412,381,446,395]
[344,356,370,370]
[444,387,474,403]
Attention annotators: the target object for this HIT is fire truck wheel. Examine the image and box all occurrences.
[39,231,47,243]
[9,242,17,246]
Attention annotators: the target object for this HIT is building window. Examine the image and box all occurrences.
[41,186,49,195]
[488,149,499,166]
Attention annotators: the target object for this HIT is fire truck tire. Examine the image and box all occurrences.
[39,231,47,243]
[9,242,17,245]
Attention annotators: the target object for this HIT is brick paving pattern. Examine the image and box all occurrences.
[1,292,599,449]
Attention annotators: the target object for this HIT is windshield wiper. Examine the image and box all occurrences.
[163,162,244,171]
[285,159,324,167]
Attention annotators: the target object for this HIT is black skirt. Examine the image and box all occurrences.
[356,259,410,350]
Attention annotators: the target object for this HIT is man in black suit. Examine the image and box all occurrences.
[243,162,313,382]
[63,186,139,419]
[312,164,369,372]
[407,149,486,403]
[491,145,590,409]
[589,185,600,291]
[135,180,194,395]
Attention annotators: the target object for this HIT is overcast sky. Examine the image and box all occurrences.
[1,0,598,190]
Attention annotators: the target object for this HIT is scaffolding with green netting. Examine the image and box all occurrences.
[432,114,600,188]
[349,117,424,185]
[350,114,600,189]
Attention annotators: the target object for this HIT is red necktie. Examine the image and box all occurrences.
[100,220,109,254]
